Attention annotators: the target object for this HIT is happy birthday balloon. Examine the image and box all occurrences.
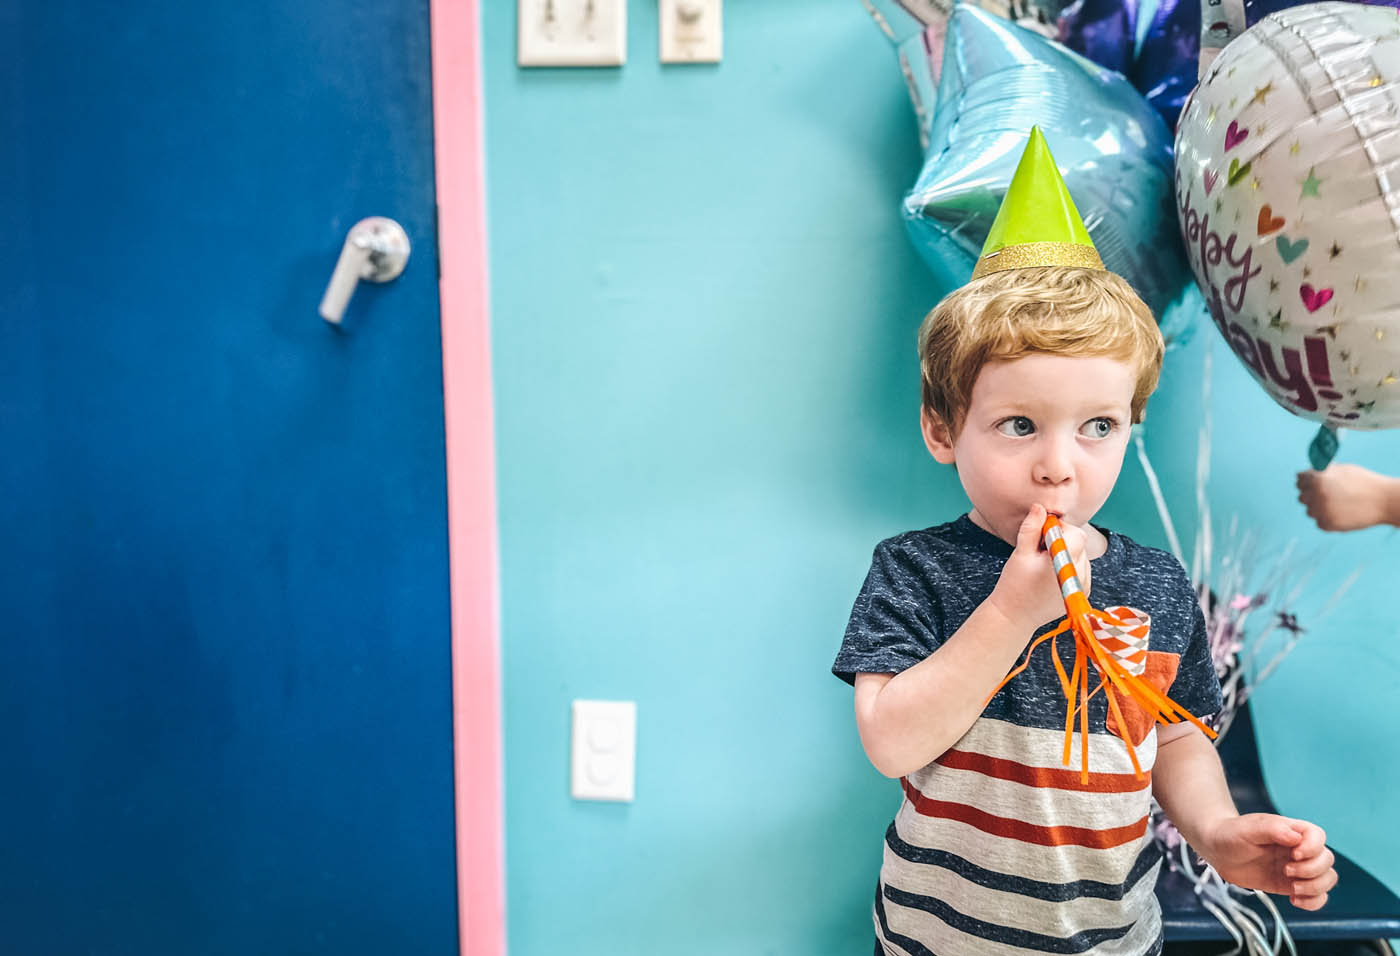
[904,2,1194,334]
[1174,2,1400,429]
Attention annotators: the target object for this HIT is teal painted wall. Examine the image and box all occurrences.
[481,3,1400,952]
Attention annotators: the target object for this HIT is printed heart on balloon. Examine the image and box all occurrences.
[1275,235,1309,264]
[1225,120,1250,151]
[1300,283,1334,312]
[1203,169,1220,196]
[1257,205,1285,235]
[1228,158,1252,186]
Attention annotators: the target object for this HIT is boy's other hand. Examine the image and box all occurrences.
[1201,814,1336,910]
[988,504,1090,634]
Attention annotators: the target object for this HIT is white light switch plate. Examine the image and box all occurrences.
[660,0,722,63]
[518,0,626,67]
[571,699,636,802]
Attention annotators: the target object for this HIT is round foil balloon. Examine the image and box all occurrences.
[905,3,1193,334]
[1174,2,1400,429]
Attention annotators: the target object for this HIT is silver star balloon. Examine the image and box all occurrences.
[903,3,1193,337]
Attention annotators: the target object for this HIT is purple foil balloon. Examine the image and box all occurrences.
[1132,0,1199,130]
[1056,0,1136,73]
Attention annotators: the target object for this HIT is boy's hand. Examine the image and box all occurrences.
[988,504,1090,633]
[1201,814,1337,910]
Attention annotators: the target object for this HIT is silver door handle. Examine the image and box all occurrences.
[319,217,411,324]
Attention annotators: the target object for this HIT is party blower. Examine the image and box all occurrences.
[986,514,1218,783]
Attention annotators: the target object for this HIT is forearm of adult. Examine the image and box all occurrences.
[1151,726,1239,857]
[1383,474,1400,527]
[855,599,1039,778]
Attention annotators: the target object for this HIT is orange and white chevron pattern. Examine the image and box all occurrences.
[1088,605,1151,677]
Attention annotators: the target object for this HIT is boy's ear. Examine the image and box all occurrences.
[921,407,957,465]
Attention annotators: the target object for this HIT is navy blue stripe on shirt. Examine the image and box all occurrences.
[885,823,1162,903]
[881,882,1138,954]
[875,887,941,956]
[876,889,1166,956]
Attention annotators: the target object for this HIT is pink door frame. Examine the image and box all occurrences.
[430,2,506,954]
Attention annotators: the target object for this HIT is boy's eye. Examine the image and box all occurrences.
[996,416,1035,437]
[1081,417,1117,439]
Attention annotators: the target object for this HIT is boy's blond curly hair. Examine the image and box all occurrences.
[917,266,1164,439]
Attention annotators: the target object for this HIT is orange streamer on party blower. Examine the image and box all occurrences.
[984,514,1217,783]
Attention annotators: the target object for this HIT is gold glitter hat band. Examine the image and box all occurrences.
[970,241,1105,279]
[971,126,1105,280]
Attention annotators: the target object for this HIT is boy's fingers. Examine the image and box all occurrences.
[1289,821,1327,860]
[1017,505,1046,552]
[1286,848,1336,880]
[1290,873,1338,911]
[1291,892,1329,911]
[1242,815,1300,848]
[1291,869,1339,898]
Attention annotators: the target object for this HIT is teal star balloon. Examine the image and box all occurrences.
[900,2,1193,338]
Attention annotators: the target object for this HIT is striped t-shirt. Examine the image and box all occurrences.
[832,515,1223,956]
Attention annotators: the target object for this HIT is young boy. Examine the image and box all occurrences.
[833,129,1338,956]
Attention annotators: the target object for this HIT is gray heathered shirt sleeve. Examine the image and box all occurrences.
[831,537,946,686]
[1164,566,1225,719]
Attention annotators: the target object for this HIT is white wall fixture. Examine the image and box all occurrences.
[659,0,722,63]
[570,700,636,802]
[518,0,626,67]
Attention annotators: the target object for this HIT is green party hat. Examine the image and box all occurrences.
[969,126,1104,280]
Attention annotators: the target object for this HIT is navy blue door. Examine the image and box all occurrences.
[1,4,457,953]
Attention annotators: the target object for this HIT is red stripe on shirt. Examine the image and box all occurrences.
[900,778,1149,849]
[934,748,1152,793]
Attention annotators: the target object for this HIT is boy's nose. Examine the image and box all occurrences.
[1033,441,1074,485]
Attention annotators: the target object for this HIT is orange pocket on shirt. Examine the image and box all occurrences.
[1106,650,1180,746]
[1090,606,1181,748]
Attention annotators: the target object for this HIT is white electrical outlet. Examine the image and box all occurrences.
[518,0,626,67]
[571,699,636,802]
[660,0,722,63]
